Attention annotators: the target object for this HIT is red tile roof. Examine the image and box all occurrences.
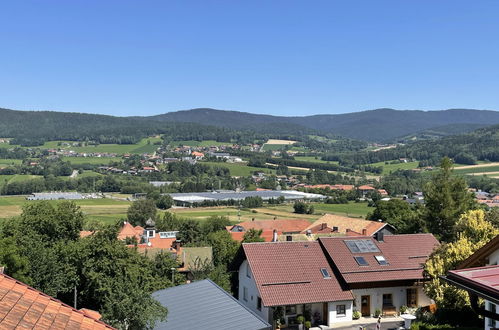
[447,265,499,302]
[304,214,390,236]
[0,273,114,329]
[117,222,143,242]
[357,185,375,190]
[234,219,311,234]
[319,234,439,284]
[228,229,275,242]
[242,242,353,307]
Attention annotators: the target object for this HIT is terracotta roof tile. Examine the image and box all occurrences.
[234,219,310,234]
[319,234,439,284]
[0,274,114,329]
[304,214,389,236]
[243,241,353,307]
[117,222,143,241]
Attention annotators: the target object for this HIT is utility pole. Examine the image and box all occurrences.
[73,286,77,309]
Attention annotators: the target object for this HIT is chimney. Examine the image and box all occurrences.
[272,229,278,242]
[0,266,4,274]
[362,229,367,236]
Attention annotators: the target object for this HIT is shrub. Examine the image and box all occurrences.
[296,315,305,324]
[400,305,408,314]
[304,321,312,329]
[374,308,381,317]
[352,310,361,320]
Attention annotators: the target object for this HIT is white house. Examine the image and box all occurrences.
[236,234,439,329]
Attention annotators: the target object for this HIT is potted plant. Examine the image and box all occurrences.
[304,320,312,330]
[374,308,382,318]
[352,310,361,320]
[296,315,305,330]
[400,305,408,314]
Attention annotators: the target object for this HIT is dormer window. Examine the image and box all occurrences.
[320,268,331,279]
[375,255,388,265]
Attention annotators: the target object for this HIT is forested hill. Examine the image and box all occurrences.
[0,108,318,146]
[146,108,499,142]
[328,124,499,167]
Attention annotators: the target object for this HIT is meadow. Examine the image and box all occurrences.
[369,161,419,174]
[61,156,122,165]
[169,140,232,147]
[201,161,276,176]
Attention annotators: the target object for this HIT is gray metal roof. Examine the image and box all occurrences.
[152,279,271,330]
[168,190,325,203]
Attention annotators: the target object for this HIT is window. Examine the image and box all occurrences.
[336,304,346,317]
[286,235,292,241]
[406,288,417,307]
[320,268,331,279]
[246,263,251,278]
[375,255,388,265]
[488,303,496,327]
[257,297,262,311]
[382,294,393,307]
[354,256,369,266]
[243,287,248,301]
[285,305,296,315]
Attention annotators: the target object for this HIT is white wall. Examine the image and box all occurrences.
[239,260,270,322]
[328,300,353,325]
[352,285,431,316]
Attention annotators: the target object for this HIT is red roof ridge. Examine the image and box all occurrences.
[0,273,115,329]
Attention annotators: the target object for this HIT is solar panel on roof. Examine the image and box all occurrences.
[345,239,380,253]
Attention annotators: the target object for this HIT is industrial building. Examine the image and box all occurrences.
[167,190,325,206]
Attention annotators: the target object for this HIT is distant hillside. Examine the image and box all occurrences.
[397,123,490,142]
[146,108,499,142]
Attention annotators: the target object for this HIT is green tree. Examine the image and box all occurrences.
[423,157,476,242]
[242,228,265,243]
[368,199,424,234]
[156,212,181,231]
[424,210,499,310]
[127,199,157,226]
[177,219,202,245]
[156,195,173,210]
[202,216,232,235]
[206,230,240,267]
[0,237,29,283]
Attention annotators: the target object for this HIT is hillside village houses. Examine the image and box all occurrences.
[236,234,439,328]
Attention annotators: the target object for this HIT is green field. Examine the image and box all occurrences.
[370,161,419,174]
[61,156,122,165]
[39,137,162,154]
[266,201,372,218]
[261,144,289,151]
[454,165,499,175]
[0,159,22,166]
[295,156,338,164]
[170,140,232,147]
[201,161,276,176]
[0,174,42,186]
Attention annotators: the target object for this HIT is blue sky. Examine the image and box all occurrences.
[1,1,498,116]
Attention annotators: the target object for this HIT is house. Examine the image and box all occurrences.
[236,233,439,328]
[152,279,271,330]
[443,235,499,330]
[319,235,438,318]
[357,185,376,196]
[237,241,353,327]
[191,151,204,160]
[0,273,114,329]
[302,214,396,238]
[226,219,311,242]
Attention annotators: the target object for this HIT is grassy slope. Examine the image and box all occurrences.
[169,140,231,147]
[370,161,419,174]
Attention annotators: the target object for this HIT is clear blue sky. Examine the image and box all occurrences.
[1,1,498,116]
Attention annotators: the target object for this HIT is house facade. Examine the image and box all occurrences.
[237,234,439,328]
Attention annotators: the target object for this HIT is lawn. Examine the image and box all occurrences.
[370,161,419,174]
[261,144,289,151]
[201,161,276,176]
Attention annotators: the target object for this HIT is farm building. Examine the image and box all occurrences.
[167,190,326,206]
[26,192,83,200]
